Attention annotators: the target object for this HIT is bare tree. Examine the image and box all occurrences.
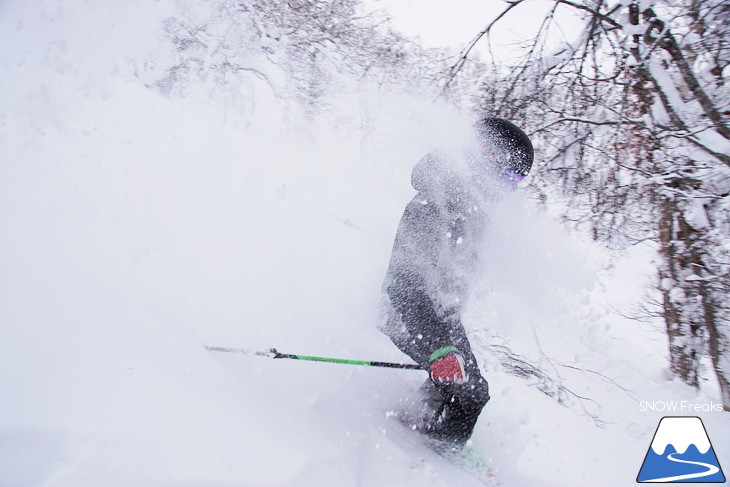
[449,0,730,409]
[141,0,477,122]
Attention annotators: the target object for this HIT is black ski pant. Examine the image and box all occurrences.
[384,310,490,446]
[417,337,491,447]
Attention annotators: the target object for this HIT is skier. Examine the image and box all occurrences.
[381,117,534,450]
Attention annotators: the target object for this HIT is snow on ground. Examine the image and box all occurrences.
[1,2,727,487]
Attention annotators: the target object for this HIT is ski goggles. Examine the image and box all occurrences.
[503,171,526,187]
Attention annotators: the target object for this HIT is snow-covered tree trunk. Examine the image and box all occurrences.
[655,180,730,410]
[704,281,730,411]
[657,193,705,387]
[702,193,730,410]
[642,3,730,407]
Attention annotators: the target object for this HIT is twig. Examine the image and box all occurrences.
[442,0,527,93]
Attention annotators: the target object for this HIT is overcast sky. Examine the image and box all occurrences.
[365,0,581,63]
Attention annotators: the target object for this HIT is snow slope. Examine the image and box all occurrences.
[1,2,728,486]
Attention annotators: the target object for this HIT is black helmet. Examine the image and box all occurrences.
[474,117,534,176]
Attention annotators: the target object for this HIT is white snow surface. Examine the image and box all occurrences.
[1,2,728,487]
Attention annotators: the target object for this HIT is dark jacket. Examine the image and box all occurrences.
[382,150,487,368]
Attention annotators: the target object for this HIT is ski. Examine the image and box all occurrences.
[386,410,501,486]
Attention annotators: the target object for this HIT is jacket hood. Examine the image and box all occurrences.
[411,149,501,206]
[412,150,463,193]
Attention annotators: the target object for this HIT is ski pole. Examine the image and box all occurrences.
[205,345,423,370]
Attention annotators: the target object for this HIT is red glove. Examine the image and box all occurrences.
[429,346,467,384]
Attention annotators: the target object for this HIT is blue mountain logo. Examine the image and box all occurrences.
[637,416,725,483]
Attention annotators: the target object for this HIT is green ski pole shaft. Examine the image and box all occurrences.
[205,345,423,370]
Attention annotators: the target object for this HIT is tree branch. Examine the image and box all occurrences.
[554,0,622,29]
[442,0,527,93]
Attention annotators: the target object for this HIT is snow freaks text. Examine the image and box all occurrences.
[640,401,725,413]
